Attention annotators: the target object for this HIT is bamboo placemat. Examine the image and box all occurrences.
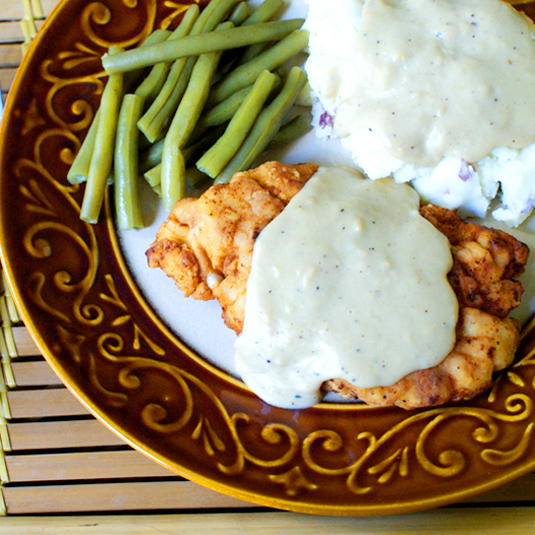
[0,0,534,530]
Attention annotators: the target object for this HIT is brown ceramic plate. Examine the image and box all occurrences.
[1,0,535,516]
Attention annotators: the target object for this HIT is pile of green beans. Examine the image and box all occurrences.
[71,0,312,228]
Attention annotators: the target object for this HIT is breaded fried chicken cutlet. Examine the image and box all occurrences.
[146,162,529,410]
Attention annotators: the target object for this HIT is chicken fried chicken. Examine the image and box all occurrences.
[146,161,528,410]
[146,161,318,333]
[324,307,519,409]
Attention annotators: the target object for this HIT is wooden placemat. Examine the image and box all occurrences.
[0,0,534,526]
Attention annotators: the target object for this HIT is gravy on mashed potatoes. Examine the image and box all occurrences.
[304,0,535,226]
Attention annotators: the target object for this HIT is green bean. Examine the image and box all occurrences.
[236,0,286,64]
[124,29,171,88]
[135,6,199,106]
[182,126,226,164]
[209,0,249,78]
[189,89,251,142]
[134,62,170,103]
[192,0,239,33]
[80,49,124,223]
[206,30,308,105]
[229,1,252,25]
[134,62,167,103]
[162,146,187,207]
[102,20,305,73]
[243,0,284,24]
[67,108,101,184]
[68,31,169,186]
[215,66,306,184]
[138,0,240,143]
[140,143,164,174]
[270,110,312,144]
[190,86,252,141]
[195,85,253,131]
[144,163,162,188]
[169,4,200,37]
[237,42,269,65]
[192,74,280,141]
[144,163,209,190]
[197,70,277,178]
[140,140,164,174]
[141,124,225,173]
[296,81,312,106]
[161,48,224,209]
[143,29,172,44]
[186,166,210,187]
[214,0,281,83]
[137,6,201,142]
[114,94,144,229]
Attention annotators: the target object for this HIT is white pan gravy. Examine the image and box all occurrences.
[235,167,458,408]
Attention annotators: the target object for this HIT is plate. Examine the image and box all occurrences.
[1,0,535,516]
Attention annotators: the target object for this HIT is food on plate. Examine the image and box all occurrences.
[68,0,310,225]
[146,161,318,333]
[146,162,528,410]
[304,0,535,226]
[325,308,519,409]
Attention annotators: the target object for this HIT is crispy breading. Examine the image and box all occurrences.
[420,204,528,318]
[146,162,528,409]
[146,162,318,332]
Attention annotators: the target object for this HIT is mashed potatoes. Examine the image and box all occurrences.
[304,0,535,226]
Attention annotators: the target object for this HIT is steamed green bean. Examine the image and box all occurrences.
[215,66,306,184]
[243,0,284,24]
[67,108,100,185]
[186,166,210,187]
[197,70,277,177]
[80,51,124,223]
[68,30,168,186]
[102,20,304,73]
[229,1,252,24]
[271,110,312,144]
[123,29,171,88]
[114,94,144,229]
[137,5,201,141]
[134,61,169,103]
[143,163,209,190]
[138,0,241,143]
[195,0,240,32]
[161,45,224,209]
[206,30,308,105]
[144,163,162,187]
[237,0,285,64]
[140,125,225,173]
[193,73,280,139]
[191,0,239,33]
[135,5,199,105]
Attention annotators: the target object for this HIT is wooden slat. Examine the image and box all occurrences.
[12,326,39,356]
[0,0,56,20]
[1,509,535,535]
[11,360,61,386]
[0,67,18,90]
[7,388,88,418]
[7,419,124,450]
[0,43,22,66]
[2,480,252,514]
[0,20,31,42]
[6,450,172,482]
